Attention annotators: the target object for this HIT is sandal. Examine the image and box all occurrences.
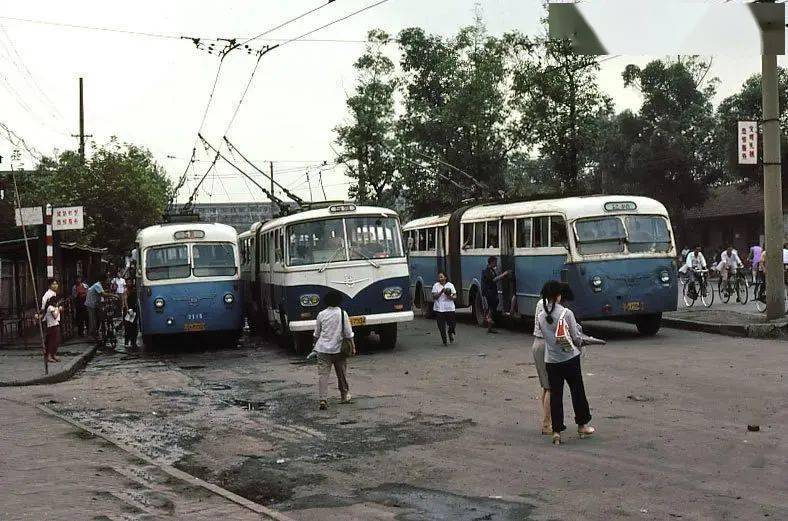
[578,425,596,438]
[318,400,328,410]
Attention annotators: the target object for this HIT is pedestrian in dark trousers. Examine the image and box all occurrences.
[71,276,88,336]
[122,278,139,349]
[482,256,511,333]
[537,280,595,445]
[431,271,457,345]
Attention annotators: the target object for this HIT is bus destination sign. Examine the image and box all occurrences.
[604,201,637,212]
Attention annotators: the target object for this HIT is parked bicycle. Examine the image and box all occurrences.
[683,269,714,308]
[717,268,749,305]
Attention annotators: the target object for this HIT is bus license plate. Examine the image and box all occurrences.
[625,301,642,312]
[349,316,366,327]
[184,322,206,332]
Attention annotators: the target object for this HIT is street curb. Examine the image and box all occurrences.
[0,345,98,387]
[36,404,297,521]
[661,317,787,339]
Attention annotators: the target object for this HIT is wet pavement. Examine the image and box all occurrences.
[1,316,786,520]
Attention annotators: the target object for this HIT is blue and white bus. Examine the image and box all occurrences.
[241,203,413,353]
[136,222,243,347]
[403,196,678,335]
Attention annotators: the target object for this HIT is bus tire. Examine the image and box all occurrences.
[636,314,662,336]
[293,331,312,355]
[471,289,486,327]
[377,323,397,350]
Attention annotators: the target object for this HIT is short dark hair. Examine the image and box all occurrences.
[437,271,448,279]
[48,278,58,286]
[324,291,343,307]
[487,256,497,265]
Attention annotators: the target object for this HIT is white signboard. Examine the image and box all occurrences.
[14,206,43,226]
[52,206,84,230]
[738,121,758,165]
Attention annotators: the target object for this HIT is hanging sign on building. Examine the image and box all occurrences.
[738,121,758,165]
[52,206,84,230]
[14,206,43,226]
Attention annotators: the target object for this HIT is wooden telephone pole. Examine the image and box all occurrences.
[71,78,92,162]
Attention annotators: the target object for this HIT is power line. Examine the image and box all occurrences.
[240,0,338,46]
[0,15,182,39]
[223,137,307,204]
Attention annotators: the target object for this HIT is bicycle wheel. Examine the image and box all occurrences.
[736,274,748,304]
[683,282,696,307]
[718,279,731,303]
[701,279,714,307]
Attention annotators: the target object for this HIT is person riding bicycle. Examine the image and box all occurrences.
[716,245,744,294]
[681,246,707,298]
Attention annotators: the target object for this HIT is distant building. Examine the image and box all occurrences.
[171,202,297,233]
[680,184,787,255]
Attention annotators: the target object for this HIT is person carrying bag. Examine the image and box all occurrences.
[313,291,356,410]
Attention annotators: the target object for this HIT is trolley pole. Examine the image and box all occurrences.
[269,161,276,217]
[761,52,784,319]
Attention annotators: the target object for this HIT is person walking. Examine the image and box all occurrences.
[122,278,139,350]
[482,256,511,334]
[748,243,763,282]
[538,280,595,445]
[532,297,551,435]
[85,278,114,340]
[313,291,356,411]
[43,294,63,363]
[431,271,457,346]
[71,276,89,336]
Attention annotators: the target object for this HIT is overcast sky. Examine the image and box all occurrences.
[0,0,785,204]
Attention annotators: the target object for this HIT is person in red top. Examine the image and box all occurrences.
[71,276,89,336]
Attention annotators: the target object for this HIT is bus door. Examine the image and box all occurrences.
[436,226,447,277]
[500,219,516,313]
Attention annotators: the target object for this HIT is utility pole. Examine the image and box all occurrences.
[761,51,784,319]
[269,161,276,217]
[71,77,92,162]
[306,171,314,202]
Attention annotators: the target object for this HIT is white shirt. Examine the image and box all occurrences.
[685,252,707,270]
[313,307,354,354]
[113,277,126,295]
[431,282,457,312]
[533,300,545,338]
[718,250,743,269]
[45,305,60,327]
[41,289,56,312]
[783,249,788,264]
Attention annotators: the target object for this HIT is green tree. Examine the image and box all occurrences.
[715,68,788,190]
[0,140,171,252]
[396,14,516,216]
[334,29,399,206]
[603,58,723,217]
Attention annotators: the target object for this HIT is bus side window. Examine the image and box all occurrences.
[516,218,532,248]
[426,228,435,251]
[462,223,473,249]
[473,222,485,250]
[418,229,427,251]
[533,217,549,247]
[275,230,284,263]
[487,220,499,249]
[550,216,568,248]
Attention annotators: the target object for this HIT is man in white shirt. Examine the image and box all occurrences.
[717,245,744,285]
[112,270,127,296]
[683,246,707,286]
[431,272,457,345]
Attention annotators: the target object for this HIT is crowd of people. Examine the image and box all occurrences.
[36,260,141,360]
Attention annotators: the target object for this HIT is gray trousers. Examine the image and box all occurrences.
[317,352,349,400]
[87,307,98,338]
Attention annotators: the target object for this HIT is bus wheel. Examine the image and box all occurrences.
[293,332,312,355]
[636,314,662,336]
[471,290,486,327]
[377,324,397,350]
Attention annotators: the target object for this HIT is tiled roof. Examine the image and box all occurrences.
[684,185,762,220]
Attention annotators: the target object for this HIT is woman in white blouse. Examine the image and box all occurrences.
[313,291,356,410]
[431,272,457,346]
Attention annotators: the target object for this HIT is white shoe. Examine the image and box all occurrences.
[340,393,352,404]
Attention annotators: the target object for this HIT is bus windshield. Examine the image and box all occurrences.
[346,216,403,260]
[625,216,671,253]
[574,218,626,254]
[146,245,190,280]
[193,243,237,277]
[288,218,346,266]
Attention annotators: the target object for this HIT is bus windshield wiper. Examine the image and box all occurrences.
[318,242,345,273]
[350,246,380,269]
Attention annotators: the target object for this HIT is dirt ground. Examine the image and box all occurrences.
[2,313,786,521]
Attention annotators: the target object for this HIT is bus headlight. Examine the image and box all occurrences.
[223,293,235,304]
[383,287,403,300]
[154,297,166,310]
[300,294,320,307]
[591,276,603,293]
[660,271,670,284]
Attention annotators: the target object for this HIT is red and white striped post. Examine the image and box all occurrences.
[45,204,53,278]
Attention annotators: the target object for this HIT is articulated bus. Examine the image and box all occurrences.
[241,203,413,353]
[403,196,678,335]
[136,222,243,348]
